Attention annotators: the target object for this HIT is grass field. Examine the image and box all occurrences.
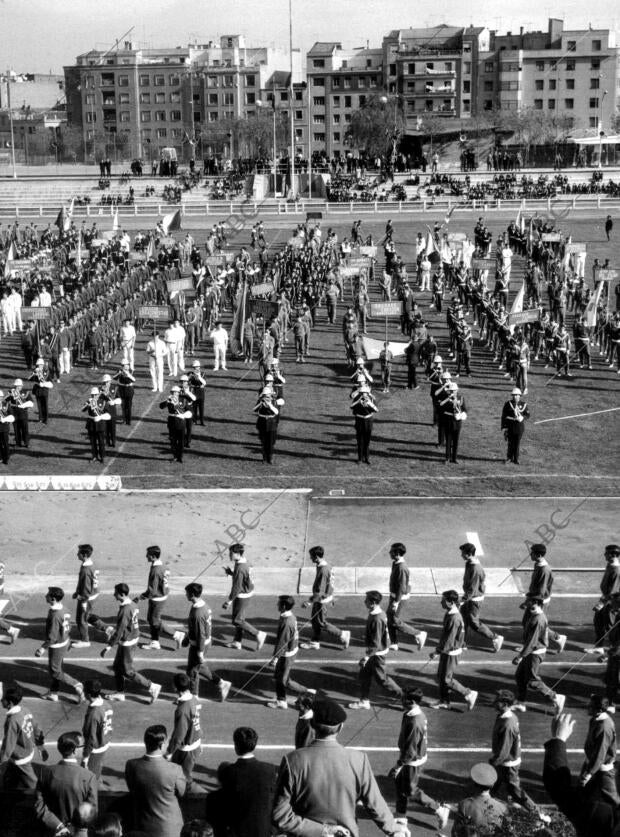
[0,213,618,496]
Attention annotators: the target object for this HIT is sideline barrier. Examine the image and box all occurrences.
[0,475,122,490]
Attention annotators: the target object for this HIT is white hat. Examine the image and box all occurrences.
[102,374,111,383]
[265,373,274,381]
[171,385,181,392]
[90,386,99,395]
[359,383,371,393]
[512,387,522,395]
[13,379,23,387]
[192,360,201,367]
[355,358,364,365]
[35,358,44,366]
[434,355,443,364]
[0,390,4,397]
[449,381,458,391]
[440,371,452,380]
[180,374,189,381]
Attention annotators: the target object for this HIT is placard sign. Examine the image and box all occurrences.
[471,258,496,270]
[138,305,172,320]
[21,306,51,321]
[370,301,404,317]
[166,277,194,293]
[507,309,540,326]
[542,233,562,242]
[8,259,32,271]
[566,243,587,254]
[358,246,377,257]
[251,299,279,319]
[339,266,361,278]
[250,282,275,297]
[594,269,619,282]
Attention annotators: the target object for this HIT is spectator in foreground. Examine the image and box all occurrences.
[451,763,507,836]
[272,697,410,836]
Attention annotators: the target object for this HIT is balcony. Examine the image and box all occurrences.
[402,67,457,78]
[407,87,456,97]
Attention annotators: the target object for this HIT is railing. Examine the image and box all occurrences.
[1,194,620,219]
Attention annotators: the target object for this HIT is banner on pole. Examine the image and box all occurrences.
[541,232,562,242]
[566,243,587,254]
[250,299,279,319]
[507,309,540,326]
[166,277,194,293]
[471,258,496,270]
[369,301,404,317]
[138,305,172,320]
[594,268,619,282]
[21,306,51,321]
[250,282,275,297]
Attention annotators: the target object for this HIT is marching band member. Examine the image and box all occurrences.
[112,361,136,426]
[439,380,466,465]
[81,387,110,464]
[188,360,207,426]
[350,383,378,465]
[100,374,121,449]
[178,375,197,448]
[159,385,192,463]
[0,389,15,465]
[253,388,279,465]
[501,387,530,465]
[6,379,34,449]
[146,332,167,393]
[29,359,53,425]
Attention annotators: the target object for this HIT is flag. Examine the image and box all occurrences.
[3,242,16,278]
[508,280,525,334]
[585,281,604,328]
[516,209,525,233]
[443,205,456,227]
[67,197,74,221]
[112,208,120,232]
[361,336,408,360]
[146,236,157,262]
[54,206,66,232]
[230,282,248,358]
[161,209,182,235]
[425,226,441,264]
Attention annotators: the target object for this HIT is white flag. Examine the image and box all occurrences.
[585,281,604,328]
[508,281,525,334]
[112,209,120,232]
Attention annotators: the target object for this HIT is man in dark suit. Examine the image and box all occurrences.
[217,726,277,837]
[34,731,98,836]
[125,724,186,837]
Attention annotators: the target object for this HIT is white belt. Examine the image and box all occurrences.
[284,649,298,658]
[13,751,34,766]
[49,640,69,649]
[236,592,253,599]
[181,739,202,752]
[445,648,463,656]
[90,743,110,755]
[88,593,99,601]
[599,761,616,772]
[150,596,168,602]
[403,754,428,767]
[532,647,547,656]
[501,758,522,768]
[470,596,484,602]
[319,595,333,604]
[120,638,138,647]
[372,649,389,657]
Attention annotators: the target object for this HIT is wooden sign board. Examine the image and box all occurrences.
[166,277,194,293]
[21,306,51,321]
[370,301,404,317]
[358,246,377,257]
[507,309,540,326]
[339,266,360,278]
[542,233,562,242]
[139,305,172,320]
[250,299,279,319]
[566,243,587,254]
[594,268,619,282]
[250,282,275,298]
[471,258,496,270]
[8,259,32,271]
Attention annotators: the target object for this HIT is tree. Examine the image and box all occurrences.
[236,110,288,159]
[345,95,406,161]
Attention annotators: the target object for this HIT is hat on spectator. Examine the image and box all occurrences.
[13,379,23,387]
[180,375,189,382]
[90,387,99,395]
[192,360,201,367]
[470,763,497,788]
[313,698,347,726]
[511,387,522,395]
[35,359,44,366]
[171,385,180,392]
[433,356,443,364]
[102,374,111,383]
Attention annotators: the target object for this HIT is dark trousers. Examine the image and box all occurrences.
[14,417,29,447]
[407,364,418,388]
[35,393,49,424]
[171,748,197,791]
[359,654,402,701]
[105,417,116,448]
[506,427,524,464]
[76,599,94,642]
[187,645,222,695]
[0,429,9,464]
[193,394,205,425]
[461,600,495,643]
[387,600,421,645]
[395,765,439,815]
[120,392,133,425]
[88,427,106,461]
[112,644,151,693]
[515,653,556,703]
[147,599,165,641]
[48,646,80,694]
[232,597,258,641]
[355,416,373,462]
[443,418,461,462]
[86,751,105,780]
[184,418,193,447]
[310,601,342,642]
[492,765,537,811]
[605,655,620,704]
[275,655,306,701]
[257,416,277,463]
[437,653,470,703]
[1,760,37,791]
[583,768,620,808]
[594,604,614,647]
[170,420,185,462]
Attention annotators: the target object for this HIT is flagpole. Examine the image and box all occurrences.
[5,71,17,179]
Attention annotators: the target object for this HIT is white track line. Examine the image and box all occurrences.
[4,656,607,666]
[104,743,581,754]
[535,407,620,425]
[120,488,312,494]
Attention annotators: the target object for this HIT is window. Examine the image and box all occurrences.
[313,114,325,124]
[332,77,340,89]
[370,75,377,87]
[358,77,366,88]
[484,61,494,72]
[407,81,416,91]
[344,78,351,89]
[408,63,416,74]
[313,77,325,87]
[101,72,114,86]
[590,77,600,89]
[500,80,520,91]
[86,112,96,123]
[246,75,256,86]
[295,128,303,139]
[139,74,150,87]
[169,74,180,86]
[85,93,95,105]
[534,99,543,109]
[344,95,352,108]
[463,99,471,112]
[118,75,129,87]
[591,59,601,70]
[222,92,234,105]
[344,113,351,123]
[170,91,180,103]
[535,60,545,71]
[155,111,166,121]
[295,90,303,100]
[535,79,544,90]
[444,62,453,72]
[208,112,219,122]
[389,63,396,76]
[589,97,599,108]
[295,110,303,120]
[589,116,597,127]
[280,91,288,101]
[140,111,151,122]
[156,128,167,138]
[154,92,165,104]
[170,110,181,121]
[119,111,130,122]
[333,113,340,124]
[118,93,129,104]
[333,132,340,142]
[463,61,471,74]
[567,40,576,52]
[207,75,218,87]
[170,128,182,137]
[139,92,150,104]
[463,80,470,93]
[223,75,234,88]
[313,132,325,141]
[592,39,602,51]
[313,59,325,68]
[566,78,575,90]
[333,95,340,107]
[359,95,366,106]
[484,99,493,110]
[548,99,556,109]
[154,75,165,86]
[208,93,218,105]
[549,79,556,90]
[245,92,255,105]
[313,96,324,106]
[565,98,574,109]
[566,59,575,71]
[85,75,95,89]
[484,80,493,91]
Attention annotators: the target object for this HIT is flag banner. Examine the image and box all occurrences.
[508,281,525,334]
[112,209,120,232]
[146,237,157,261]
[585,281,604,328]
[230,283,249,357]
[361,336,408,360]
[161,209,182,235]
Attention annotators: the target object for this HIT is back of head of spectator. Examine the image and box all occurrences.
[233,726,258,756]
[88,812,122,837]
[58,731,84,759]
[180,821,214,837]
[311,697,347,738]
[143,724,167,754]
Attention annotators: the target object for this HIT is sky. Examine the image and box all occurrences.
[1,0,619,74]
